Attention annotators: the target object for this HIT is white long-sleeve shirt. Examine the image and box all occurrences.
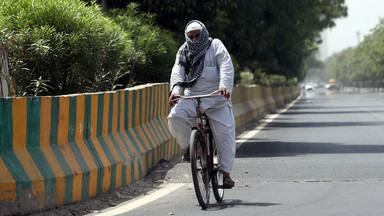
[168,38,235,128]
[170,38,234,97]
[168,39,236,172]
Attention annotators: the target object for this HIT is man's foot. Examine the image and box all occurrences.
[222,173,235,189]
[182,147,190,161]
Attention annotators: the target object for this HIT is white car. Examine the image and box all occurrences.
[305,84,315,91]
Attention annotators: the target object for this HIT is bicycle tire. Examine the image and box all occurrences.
[190,129,210,209]
[210,133,224,202]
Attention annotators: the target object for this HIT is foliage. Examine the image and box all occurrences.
[306,52,325,69]
[237,71,254,87]
[0,0,137,96]
[98,0,232,37]
[108,4,178,87]
[0,0,348,96]
[112,0,347,84]
[287,77,299,87]
[269,75,287,87]
[325,18,384,87]
[24,76,53,96]
[253,68,288,87]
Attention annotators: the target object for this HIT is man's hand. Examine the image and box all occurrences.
[168,93,179,107]
[219,87,230,99]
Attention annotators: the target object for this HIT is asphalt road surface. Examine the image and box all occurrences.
[89,90,384,216]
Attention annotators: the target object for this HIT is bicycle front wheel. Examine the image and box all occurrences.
[190,129,210,209]
[210,135,224,202]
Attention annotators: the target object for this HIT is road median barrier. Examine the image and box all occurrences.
[232,85,300,128]
[0,83,299,215]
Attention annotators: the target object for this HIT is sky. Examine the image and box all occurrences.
[320,0,384,60]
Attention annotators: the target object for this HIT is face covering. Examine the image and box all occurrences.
[173,20,212,89]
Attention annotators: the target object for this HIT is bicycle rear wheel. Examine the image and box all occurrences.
[190,129,210,209]
[210,135,224,202]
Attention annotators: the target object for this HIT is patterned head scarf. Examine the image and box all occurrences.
[173,20,212,89]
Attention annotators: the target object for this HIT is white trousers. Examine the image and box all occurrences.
[167,99,236,173]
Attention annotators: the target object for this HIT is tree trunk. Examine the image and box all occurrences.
[101,0,108,12]
[0,48,9,97]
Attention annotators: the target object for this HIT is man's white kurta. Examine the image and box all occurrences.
[168,39,236,173]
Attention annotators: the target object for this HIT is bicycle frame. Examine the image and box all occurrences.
[171,90,225,208]
[195,97,211,157]
[172,90,223,159]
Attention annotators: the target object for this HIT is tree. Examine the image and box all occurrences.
[325,18,384,88]
[112,0,347,84]
[108,4,178,87]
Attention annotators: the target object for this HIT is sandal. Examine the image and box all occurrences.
[222,175,235,189]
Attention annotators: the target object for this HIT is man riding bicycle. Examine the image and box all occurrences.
[167,20,236,188]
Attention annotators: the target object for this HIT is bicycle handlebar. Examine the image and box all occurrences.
[176,90,223,99]
[170,90,226,107]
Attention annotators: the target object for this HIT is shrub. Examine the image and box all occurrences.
[269,74,286,87]
[0,0,137,96]
[237,70,254,87]
[253,68,287,87]
[253,68,270,86]
[287,77,298,86]
[109,3,178,87]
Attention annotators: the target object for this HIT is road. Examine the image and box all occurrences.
[90,90,384,216]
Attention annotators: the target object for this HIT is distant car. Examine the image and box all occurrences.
[305,84,315,91]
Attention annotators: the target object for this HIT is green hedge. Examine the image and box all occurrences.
[253,68,296,87]
[0,0,135,96]
[108,3,177,87]
[0,0,177,96]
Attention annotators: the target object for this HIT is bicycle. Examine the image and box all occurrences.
[171,90,226,209]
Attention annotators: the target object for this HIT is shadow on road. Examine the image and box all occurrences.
[288,105,384,110]
[282,110,384,115]
[265,121,384,128]
[205,199,281,211]
[236,140,384,158]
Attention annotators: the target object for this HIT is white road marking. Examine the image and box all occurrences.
[236,93,302,147]
[91,93,302,216]
[93,183,185,216]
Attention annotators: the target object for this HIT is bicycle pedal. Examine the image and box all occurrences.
[217,185,233,189]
